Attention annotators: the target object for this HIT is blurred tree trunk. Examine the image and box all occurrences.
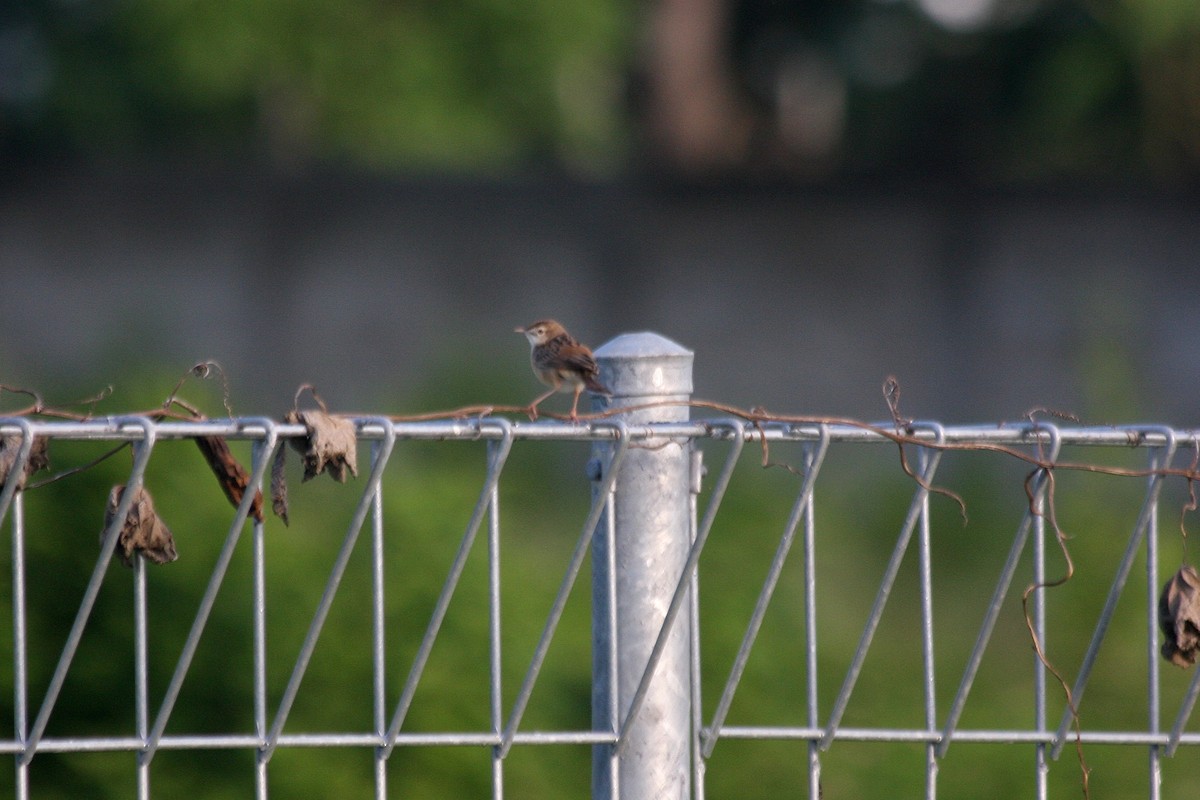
[641,0,754,172]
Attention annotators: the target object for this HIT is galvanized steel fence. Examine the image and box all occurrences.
[2,333,1200,799]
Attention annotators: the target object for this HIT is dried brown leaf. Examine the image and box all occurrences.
[104,485,178,567]
[271,443,289,525]
[1160,565,1200,668]
[194,435,265,523]
[0,435,50,489]
[285,410,358,483]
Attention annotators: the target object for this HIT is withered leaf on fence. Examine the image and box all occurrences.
[270,444,289,526]
[285,410,358,483]
[1159,565,1200,668]
[0,435,50,490]
[270,410,357,524]
[194,435,265,523]
[104,485,178,567]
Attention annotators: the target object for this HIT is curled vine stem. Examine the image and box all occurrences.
[1020,467,1091,800]
[24,443,130,491]
[164,360,234,418]
[1180,438,1200,566]
[292,383,330,415]
[1023,406,1083,426]
[881,376,968,523]
[0,385,45,416]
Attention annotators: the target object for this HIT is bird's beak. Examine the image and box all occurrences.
[514,326,526,333]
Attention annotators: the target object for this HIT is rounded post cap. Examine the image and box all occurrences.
[594,332,693,398]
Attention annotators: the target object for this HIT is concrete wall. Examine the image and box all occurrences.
[2,165,1197,425]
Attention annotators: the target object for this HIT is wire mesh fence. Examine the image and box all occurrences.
[2,415,1200,799]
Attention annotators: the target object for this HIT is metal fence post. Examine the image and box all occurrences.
[591,332,694,800]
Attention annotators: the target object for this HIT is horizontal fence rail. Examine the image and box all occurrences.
[1,414,1199,799]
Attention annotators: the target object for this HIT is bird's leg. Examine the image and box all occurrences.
[569,385,584,421]
[526,387,558,421]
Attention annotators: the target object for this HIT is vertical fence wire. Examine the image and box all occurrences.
[1033,448,1049,800]
[133,555,149,800]
[594,443,622,797]
[1167,436,1200,759]
[803,439,821,800]
[0,422,35,800]
[688,447,705,800]
[11,491,28,800]
[916,439,939,800]
[253,503,268,800]
[488,438,505,800]
[1144,432,1173,800]
[1147,464,1161,800]
[372,438,388,800]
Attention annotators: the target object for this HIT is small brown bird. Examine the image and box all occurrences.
[516,319,611,420]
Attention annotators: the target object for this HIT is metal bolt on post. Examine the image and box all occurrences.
[590,332,694,800]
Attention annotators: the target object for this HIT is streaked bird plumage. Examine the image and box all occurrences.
[516,319,610,420]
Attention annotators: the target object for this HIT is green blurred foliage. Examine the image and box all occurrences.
[4,0,1200,179]
[4,0,634,172]
[733,0,1200,181]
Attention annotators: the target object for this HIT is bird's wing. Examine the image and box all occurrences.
[556,347,600,376]
[559,344,599,374]
[537,335,599,375]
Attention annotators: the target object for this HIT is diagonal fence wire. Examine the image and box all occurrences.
[382,419,514,755]
[615,420,748,756]
[1049,430,1179,759]
[22,417,157,767]
[938,424,1064,757]
[818,423,946,751]
[701,424,829,758]
[144,419,280,765]
[263,418,397,761]
[498,422,631,757]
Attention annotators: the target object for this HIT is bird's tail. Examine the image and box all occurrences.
[585,375,612,396]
